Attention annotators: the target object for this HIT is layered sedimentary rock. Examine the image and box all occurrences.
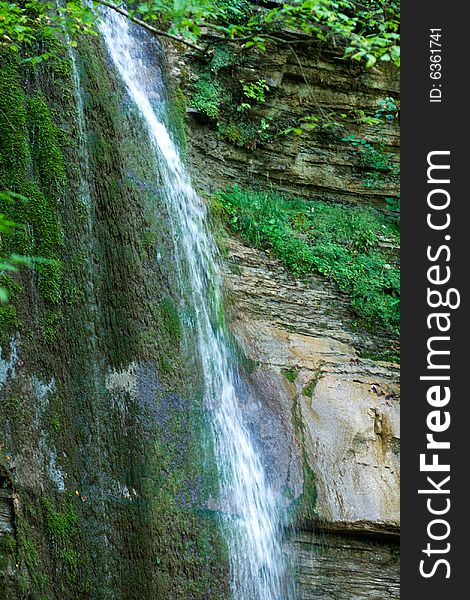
[222,236,400,534]
[288,530,399,599]
[220,235,400,597]
[165,39,399,210]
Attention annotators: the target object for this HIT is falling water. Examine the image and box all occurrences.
[99,10,289,599]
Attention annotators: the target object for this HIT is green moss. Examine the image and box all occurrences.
[15,496,72,597]
[302,367,322,398]
[282,368,298,383]
[161,296,182,342]
[42,497,78,541]
[302,381,314,398]
[41,310,63,344]
[0,304,19,345]
[0,264,21,347]
[26,196,63,303]
[0,534,16,554]
[0,54,30,182]
[0,274,21,298]
[0,52,65,307]
[27,93,66,195]
[218,119,271,149]
[0,532,16,573]
[169,86,188,152]
[49,416,61,431]
[2,395,22,411]
[290,396,318,524]
[17,527,39,572]
[41,495,89,586]
[26,94,65,303]
[297,456,318,522]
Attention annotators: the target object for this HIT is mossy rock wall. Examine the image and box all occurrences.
[165,39,400,210]
[0,35,228,600]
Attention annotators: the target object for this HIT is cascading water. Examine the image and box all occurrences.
[99,10,290,599]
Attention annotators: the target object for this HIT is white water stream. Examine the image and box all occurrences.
[99,11,288,598]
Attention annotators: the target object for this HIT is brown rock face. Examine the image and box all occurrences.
[220,235,400,596]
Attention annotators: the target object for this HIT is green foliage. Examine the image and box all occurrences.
[131,0,219,40]
[236,79,270,113]
[241,79,269,103]
[209,44,238,72]
[278,112,344,137]
[190,72,223,119]
[278,95,398,141]
[386,194,400,215]
[341,134,399,188]
[218,116,272,149]
[0,1,96,61]
[242,0,400,65]
[282,368,298,383]
[217,187,400,337]
[1,1,399,68]
[190,47,276,148]
[375,96,399,121]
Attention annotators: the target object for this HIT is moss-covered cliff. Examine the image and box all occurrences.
[0,36,229,599]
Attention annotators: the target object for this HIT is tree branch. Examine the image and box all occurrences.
[94,1,318,54]
[94,0,206,53]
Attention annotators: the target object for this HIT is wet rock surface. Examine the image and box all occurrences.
[287,530,400,599]
[223,236,400,533]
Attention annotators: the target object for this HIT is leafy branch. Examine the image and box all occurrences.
[0,1,400,67]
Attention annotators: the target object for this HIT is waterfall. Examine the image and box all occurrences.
[98,10,289,599]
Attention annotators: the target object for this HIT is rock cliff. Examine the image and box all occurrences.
[166,34,401,596]
[165,39,399,209]
[0,23,400,598]
[223,236,400,533]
